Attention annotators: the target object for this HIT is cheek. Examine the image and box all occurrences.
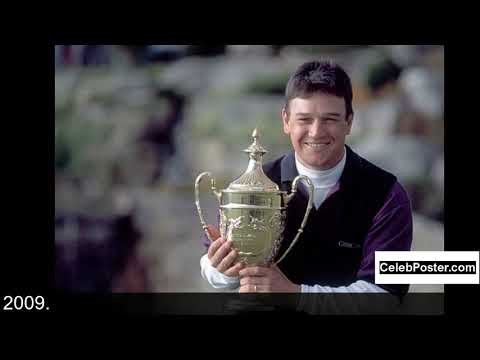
[292,125,307,136]
[291,129,306,143]
[331,125,349,138]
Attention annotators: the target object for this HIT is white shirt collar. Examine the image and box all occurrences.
[295,147,347,188]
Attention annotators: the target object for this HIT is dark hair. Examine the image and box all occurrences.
[285,60,354,118]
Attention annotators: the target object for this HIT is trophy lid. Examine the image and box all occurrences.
[227,128,279,192]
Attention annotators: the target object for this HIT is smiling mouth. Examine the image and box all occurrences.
[305,142,331,149]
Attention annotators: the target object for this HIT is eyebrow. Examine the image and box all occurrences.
[295,112,342,117]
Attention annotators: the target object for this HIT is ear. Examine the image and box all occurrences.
[282,107,290,134]
[345,113,353,135]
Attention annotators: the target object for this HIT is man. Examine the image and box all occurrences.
[200,60,412,297]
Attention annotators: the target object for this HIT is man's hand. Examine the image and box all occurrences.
[206,225,244,277]
[238,265,300,293]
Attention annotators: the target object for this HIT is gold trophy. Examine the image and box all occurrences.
[195,128,314,266]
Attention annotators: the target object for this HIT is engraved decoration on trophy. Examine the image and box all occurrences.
[195,128,314,266]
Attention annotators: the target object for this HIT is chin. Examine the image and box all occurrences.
[306,158,328,169]
[312,162,329,170]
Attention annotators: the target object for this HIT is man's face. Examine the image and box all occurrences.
[282,93,353,170]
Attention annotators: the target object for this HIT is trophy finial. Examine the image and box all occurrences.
[229,128,278,191]
[245,127,266,157]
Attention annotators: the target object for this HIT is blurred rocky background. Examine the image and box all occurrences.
[55,45,444,293]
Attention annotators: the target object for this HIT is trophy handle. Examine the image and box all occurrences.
[195,171,222,243]
[274,175,314,265]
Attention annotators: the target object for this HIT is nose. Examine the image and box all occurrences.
[308,119,325,138]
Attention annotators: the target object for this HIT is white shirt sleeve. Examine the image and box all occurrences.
[297,280,394,315]
[300,280,387,293]
[200,253,240,290]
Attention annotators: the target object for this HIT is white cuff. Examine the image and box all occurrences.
[296,280,388,313]
[200,253,240,290]
[300,280,388,293]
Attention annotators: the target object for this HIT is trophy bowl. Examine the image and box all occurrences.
[195,129,313,266]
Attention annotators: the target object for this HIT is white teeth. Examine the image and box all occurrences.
[306,143,329,148]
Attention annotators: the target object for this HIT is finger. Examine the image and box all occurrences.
[239,266,268,278]
[210,240,233,267]
[240,276,254,286]
[224,261,245,277]
[207,237,225,259]
[238,284,255,293]
[239,276,269,287]
[239,284,263,293]
[206,225,221,241]
[217,249,239,273]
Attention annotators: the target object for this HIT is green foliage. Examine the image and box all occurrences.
[55,110,113,176]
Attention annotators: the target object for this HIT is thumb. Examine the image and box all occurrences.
[206,225,221,241]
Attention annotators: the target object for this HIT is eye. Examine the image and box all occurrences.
[322,118,340,123]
